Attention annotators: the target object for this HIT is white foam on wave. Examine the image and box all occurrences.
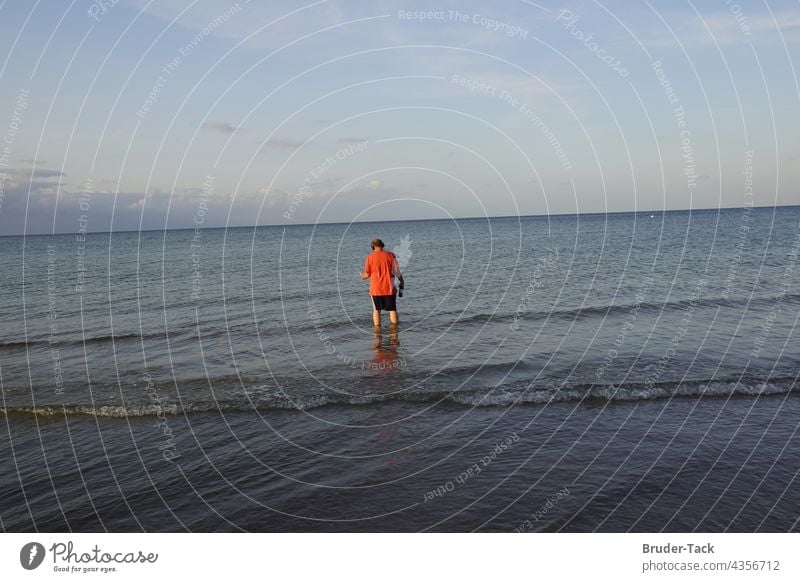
[2,379,796,417]
[446,380,797,407]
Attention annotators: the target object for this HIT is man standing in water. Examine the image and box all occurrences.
[360,238,405,327]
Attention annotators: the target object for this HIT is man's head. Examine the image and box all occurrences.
[371,238,385,250]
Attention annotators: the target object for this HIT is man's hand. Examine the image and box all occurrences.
[360,271,369,280]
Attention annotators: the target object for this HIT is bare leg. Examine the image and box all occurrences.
[389,310,399,325]
[373,309,381,327]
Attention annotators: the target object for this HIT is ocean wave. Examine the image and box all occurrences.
[79,332,149,345]
[10,291,794,352]
[450,293,800,327]
[0,339,46,350]
[2,330,176,350]
[450,378,798,406]
[2,378,796,417]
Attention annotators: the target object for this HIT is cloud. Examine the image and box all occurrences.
[3,167,64,180]
[642,9,800,48]
[339,178,389,197]
[202,121,239,133]
[31,169,64,179]
[127,0,385,51]
[0,170,230,235]
[128,0,553,53]
[264,137,311,149]
[0,170,364,234]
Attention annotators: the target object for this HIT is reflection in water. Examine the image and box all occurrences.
[367,327,417,468]
[369,326,404,372]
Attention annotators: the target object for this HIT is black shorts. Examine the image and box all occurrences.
[371,293,397,312]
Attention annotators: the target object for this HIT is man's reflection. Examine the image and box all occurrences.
[367,326,404,371]
[368,327,415,467]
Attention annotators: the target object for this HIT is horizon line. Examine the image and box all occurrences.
[2,203,798,238]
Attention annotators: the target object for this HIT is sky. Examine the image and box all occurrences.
[0,0,798,235]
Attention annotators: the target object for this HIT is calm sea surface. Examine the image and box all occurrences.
[1,206,799,531]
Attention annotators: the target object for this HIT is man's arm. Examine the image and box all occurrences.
[392,257,404,288]
[360,257,370,280]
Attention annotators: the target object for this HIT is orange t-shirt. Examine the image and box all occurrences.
[364,250,398,296]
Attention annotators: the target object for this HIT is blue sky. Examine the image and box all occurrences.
[0,0,798,234]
